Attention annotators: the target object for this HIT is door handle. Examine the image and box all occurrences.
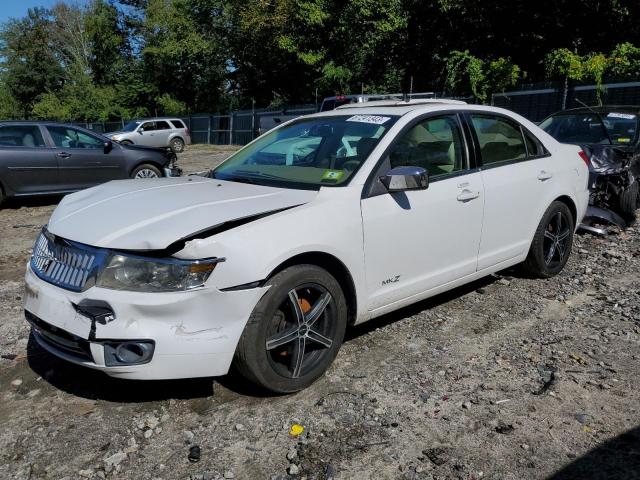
[537,170,553,181]
[457,189,480,202]
[57,152,71,159]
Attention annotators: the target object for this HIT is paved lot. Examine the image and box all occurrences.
[1,146,639,479]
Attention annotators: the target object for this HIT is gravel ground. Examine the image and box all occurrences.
[1,146,640,480]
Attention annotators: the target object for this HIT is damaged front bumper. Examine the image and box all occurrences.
[24,264,267,380]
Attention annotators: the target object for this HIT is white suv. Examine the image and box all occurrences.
[24,101,589,393]
[105,118,191,152]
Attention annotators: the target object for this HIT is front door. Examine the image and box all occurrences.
[0,124,59,194]
[46,125,125,190]
[361,114,484,312]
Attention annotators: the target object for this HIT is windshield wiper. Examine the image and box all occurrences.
[233,170,286,180]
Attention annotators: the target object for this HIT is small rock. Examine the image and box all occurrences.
[288,464,300,475]
[495,422,514,434]
[235,423,245,431]
[183,430,195,443]
[104,451,127,472]
[144,429,153,439]
[223,471,235,479]
[78,469,94,478]
[521,443,530,451]
[286,448,297,461]
[11,378,22,386]
[423,447,450,466]
[462,401,472,410]
[188,445,201,463]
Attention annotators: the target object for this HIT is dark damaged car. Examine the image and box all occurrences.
[0,121,181,205]
[540,106,640,233]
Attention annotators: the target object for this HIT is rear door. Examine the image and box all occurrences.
[467,113,555,270]
[0,124,59,194]
[46,125,126,190]
[153,120,172,147]
[361,113,484,311]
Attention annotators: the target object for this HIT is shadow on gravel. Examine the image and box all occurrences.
[548,426,640,480]
[1,194,64,210]
[26,335,215,402]
[345,275,497,341]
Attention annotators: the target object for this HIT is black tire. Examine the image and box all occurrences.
[120,140,133,146]
[0,184,4,207]
[170,137,185,153]
[522,201,574,278]
[233,265,348,393]
[131,163,162,179]
[619,180,639,222]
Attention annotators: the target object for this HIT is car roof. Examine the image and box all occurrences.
[308,100,497,118]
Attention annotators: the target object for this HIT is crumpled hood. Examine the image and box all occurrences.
[47,176,317,250]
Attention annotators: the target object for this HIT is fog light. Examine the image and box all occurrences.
[103,341,155,366]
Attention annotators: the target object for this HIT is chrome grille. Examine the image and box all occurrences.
[31,230,107,292]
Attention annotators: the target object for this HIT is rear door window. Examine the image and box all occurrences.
[0,125,46,147]
[155,121,171,130]
[470,115,527,166]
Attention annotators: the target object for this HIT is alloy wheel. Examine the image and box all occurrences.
[543,211,571,267]
[265,284,335,379]
[134,168,159,179]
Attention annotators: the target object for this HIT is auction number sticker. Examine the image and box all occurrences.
[346,115,391,125]
[607,112,636,120]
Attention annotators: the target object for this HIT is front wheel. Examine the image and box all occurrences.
[523,201,574,278]
[131,163,162,179]
[619,180,639,222]
[120,140,133,146]
[233,265,347,393]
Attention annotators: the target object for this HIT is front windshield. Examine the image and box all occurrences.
[213,114,398,189]
[540,112,638,145]
[122,120,142,132]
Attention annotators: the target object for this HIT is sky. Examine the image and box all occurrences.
[0,0,88,24]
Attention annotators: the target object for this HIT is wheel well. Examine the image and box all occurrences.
[268,252,358,325]
[171,136,184,143]
[554,195,577,226]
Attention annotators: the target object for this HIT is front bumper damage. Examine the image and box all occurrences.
[24,264,268,380]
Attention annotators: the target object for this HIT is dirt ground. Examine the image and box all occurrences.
[1,145,640,480]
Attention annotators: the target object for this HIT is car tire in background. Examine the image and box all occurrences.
[233,264,348,393]
[0,183,4,206]
[619,180,639,222]
[523,201,575,278]
[131,163,162,179]
[170,137,185,153]
[120,140,133,146]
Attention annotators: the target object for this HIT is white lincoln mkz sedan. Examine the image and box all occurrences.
[24,100,589,393]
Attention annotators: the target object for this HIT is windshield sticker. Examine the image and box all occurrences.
[607,112,636,120]
[346,115,391,125]
[617,137,632,143]
[321,169,345,182]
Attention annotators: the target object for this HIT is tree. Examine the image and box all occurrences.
[444,50,486,101]
[609,42,640,79]
[0,8,65,115]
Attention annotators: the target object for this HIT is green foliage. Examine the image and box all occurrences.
[485,58,521,94]
[444,50,486,101]
[544,48,584,81]
[155,93,187,116]
[583,53,609,104]
[610,42,640,78]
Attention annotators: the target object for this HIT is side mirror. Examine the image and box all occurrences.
[138,127,144,133]
[103,141,113,153]
[380,166,429,192]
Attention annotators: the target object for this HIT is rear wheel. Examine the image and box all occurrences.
[233,265,347,393]
[619,180,639,222]
[131,163,162,179]
[523,201,574,278]
[170,137,185,153]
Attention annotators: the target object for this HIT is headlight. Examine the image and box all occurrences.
[96,254,222,292]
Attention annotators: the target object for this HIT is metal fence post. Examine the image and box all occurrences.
[229,110,233,145]
[207,115,212,145]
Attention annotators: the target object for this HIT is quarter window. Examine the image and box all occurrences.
[523,130,547,157]
[0,125,46,147]
[47,126,104,149]
[389,115,466,177]
[471,115,527,166]
[170,119,186,129]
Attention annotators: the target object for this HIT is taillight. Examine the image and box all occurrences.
[578,150,590,166]
[186,128,190,137]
